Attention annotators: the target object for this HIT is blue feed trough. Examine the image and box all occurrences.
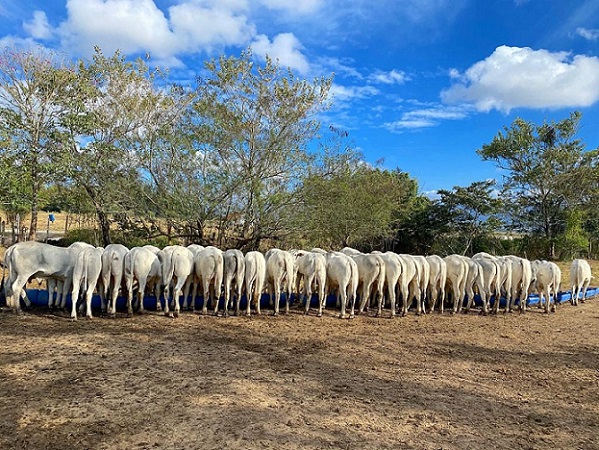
[21,289,343,312]
[14,286,599,313]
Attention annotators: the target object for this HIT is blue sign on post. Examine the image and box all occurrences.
[49,214,55,223]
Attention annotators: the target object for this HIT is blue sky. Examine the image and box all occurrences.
[2,0,599,194]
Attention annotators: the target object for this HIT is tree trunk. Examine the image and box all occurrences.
[84,185,111,246]
[97,208,111,247]
[28,186,38,241]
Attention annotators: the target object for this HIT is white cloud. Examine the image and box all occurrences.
[402,106,467,121]
[368,69,409,84]
[58,0,179,62]
[383,104,469,131]
[329,83,380,103]
[48,0,256,66]
[169,0,254,52]
[259,0,322,14]
[23,11,52,40]
[576,27,599,41]
[384,118,436,131]
[0,35,48,52]
[251,33,310,75]
[442,45,599,113]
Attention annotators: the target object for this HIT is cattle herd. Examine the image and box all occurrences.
[0,241,594,321]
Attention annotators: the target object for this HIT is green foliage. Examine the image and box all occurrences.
[478,111,599,258]
[433,180,503,255]
[556,209,589,259]
[296,164,418,250]
[191,49,333,249]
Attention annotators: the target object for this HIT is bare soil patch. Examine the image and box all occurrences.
[0,299,599,450]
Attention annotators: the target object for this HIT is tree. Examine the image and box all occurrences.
[477,112,599,258]
[297,163,419,250]
[0,47,75,240]
[57,48,180,245]
[433,180,502,255]
[192,50,332,249]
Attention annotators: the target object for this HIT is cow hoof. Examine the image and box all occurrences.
[317,312,322,318]
[339,313,347,319]
[127,313,133,318]
[84,315,93,320]
[349,314,355,319]
[164,311,171,317]
[173,311,179,318]
[70,316,77,321]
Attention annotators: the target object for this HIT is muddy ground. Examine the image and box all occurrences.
[0,298,598,450]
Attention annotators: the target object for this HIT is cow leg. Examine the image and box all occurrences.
[126,275,134,316]
[317,279,326,317]
[201,279,211,315]
[358,282,370,314]
[70,280,81,320]
[304,276,314,315]
[245,281,253,317]
[388,282,397,318]
[10,276,29,313]
[137,279,148,315]
[339,284,348,319]
[272,281,281,316]
[348,284,357,319]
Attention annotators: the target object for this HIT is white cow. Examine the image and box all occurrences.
[411,255,430,315]
[20,241,94,311]
[194,246,224,315]
[353,253,386,316]
[340,247,362,256]
[244,251,266,316]
[52,241,96,309]
[570,259,592,306]
[532,260,561,313]
[187,244,205,256]
[294,251,327,316]
[444,254,469,314]
[2,241,84,313]
[397,254,420,316]
[466,257,497,315]
[503,255,533,312]
[70,246,104,320]
[124,246,162,315]
[265,249,295,316]
[143,245,161,254]
[377,252,404,318]
[425,255,446,313]
[472,253,502,313]
[223,249,245,316]
[158,245,194,317]
[100,244,129,316]
[325,252,358,319]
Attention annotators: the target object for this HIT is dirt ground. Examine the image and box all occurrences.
[0,296,598,450]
